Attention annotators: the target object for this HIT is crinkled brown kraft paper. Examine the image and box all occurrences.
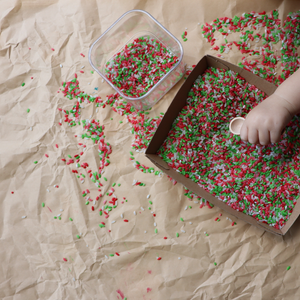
[1,0,300,299]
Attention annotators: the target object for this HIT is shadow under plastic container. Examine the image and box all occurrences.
[88,9,185,111]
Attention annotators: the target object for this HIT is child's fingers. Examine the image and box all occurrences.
[258,128,270,145]
[240,123,248,141]
[248,127,259,144]
[270,129,282,144]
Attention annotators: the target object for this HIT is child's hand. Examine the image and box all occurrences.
[240,93,293,145]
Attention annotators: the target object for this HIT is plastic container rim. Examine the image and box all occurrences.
[88,9,184,102]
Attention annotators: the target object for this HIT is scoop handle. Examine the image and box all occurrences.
[229,117,245,135]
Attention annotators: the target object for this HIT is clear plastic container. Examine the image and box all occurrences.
[88,9,185,111]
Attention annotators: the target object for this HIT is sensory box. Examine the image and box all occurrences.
[145,54,300,236]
